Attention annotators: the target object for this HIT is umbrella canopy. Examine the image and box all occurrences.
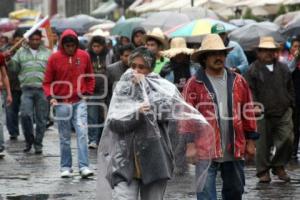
[111,17,145,38]
[141,11,191,31]
[166,18,237,37]
[51,14,109,35]
[229,22,285,51]
[174,7,219,20]
[9,9,39,20]
[0,18,18,33]
[274,11,300,27]
[229,19,257,27]
[282,15,300,37]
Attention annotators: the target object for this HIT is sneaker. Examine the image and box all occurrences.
[0,149,5,159]
[258,171,271,183]
[80,168,94,178]
[88,142,98,149]
[9,136,18,140]
[272,167,291,182]
[61,170,73,178]
[23,144,32,153]
[35,149,43,155]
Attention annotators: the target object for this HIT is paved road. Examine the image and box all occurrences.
[1,127,300,200]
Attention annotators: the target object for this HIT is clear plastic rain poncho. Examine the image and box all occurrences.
[96,68,215,199]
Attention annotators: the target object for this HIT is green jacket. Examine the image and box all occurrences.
[11,44,51,88]
[153,57,169,74]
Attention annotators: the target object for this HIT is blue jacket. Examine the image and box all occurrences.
[226,41,249,74]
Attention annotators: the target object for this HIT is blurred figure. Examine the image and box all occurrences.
[131,27,146,48]
[86,35,111,148]
[3,31,23,140]
[245,37,294,183]
[211,23,249,74]
[107,44,134,104]
[43,29,95,178]
[0,52,12,158]
[11,30,51,154]
[51,27,59,52]
[0,36,9,52]
[144,28,169,74]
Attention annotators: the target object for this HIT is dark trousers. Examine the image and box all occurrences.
[87,102,106,144]
[196,160,245,200]
[292,105,300,158]
[4,90,21,137]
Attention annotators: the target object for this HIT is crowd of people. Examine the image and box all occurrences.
[0,21,299,200]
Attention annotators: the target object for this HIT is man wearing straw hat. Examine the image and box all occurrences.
[144,27,169,74]
[245,36,294,183]
[182,34,258,200]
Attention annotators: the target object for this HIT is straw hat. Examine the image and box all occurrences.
[161,37,194,58]
[257,36,278,49]
[143,27,168,49]
[191,34,233,61]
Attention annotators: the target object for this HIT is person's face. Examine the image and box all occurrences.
[91,43,104,54]
[0,37,7,47]
[133,32,144,47]
[120,50,132,66]
[28,34,42,50]
[204,51,226,70]
[291,41,300,55]
[146,40,159,55]
[121,37,130,45]
[131,56,151,75]
[13,36,23,48]
[52,32,59,44]
[257,49,276,64]
[63,42,77,56]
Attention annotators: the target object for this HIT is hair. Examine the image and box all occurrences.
[147,38,163,49]
[90,35,106,46]
[129,47,156,69]
[119,44,135,55]
[29,29,42,39]
[13,30,23,39]
[62,35,79,46]
[291,36,300,46]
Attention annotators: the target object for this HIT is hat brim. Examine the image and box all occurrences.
[191,47,233,61]
[161,48,194,58]
[256,46,279,50]
[143,35,168,50]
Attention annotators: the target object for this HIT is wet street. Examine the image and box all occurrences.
[1,127,300,200]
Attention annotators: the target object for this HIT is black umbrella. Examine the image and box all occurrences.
[229,22,286,51]
[51,14,111,35]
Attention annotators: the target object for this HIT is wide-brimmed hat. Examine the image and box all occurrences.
[143,27,168,49]
[191,34,233,61]
[257,36,279,49]
[161,37,194,58]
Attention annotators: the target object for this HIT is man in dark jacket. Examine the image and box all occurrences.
[106,44,134,104]
[131,27,146,48]
[43,29,95,178]
[245,36,294,183]
[86,35,112,148]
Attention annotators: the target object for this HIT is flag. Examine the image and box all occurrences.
[40,17,54,50]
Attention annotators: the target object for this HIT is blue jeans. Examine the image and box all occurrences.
[87,103,105,144]
[20,88,48,150]
[196,160,245,200]
[3,90,21,137]
[55,100,89,171]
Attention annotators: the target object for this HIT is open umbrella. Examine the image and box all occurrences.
[282,15,300,37]
[165,18,237,37]
[229,22,285,51]
[0,18,18,32]
[111,17,145,38]
[274,11,300,27]
[141,11,191,31]
[51,14,109,35]
[229,19,256,27]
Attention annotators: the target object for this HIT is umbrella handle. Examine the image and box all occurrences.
[9,38,26,53]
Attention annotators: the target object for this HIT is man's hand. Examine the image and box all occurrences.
[132,71,145,84]
[50,98,58,106]
[6,94,12,106]
[139,102,150,113]
[245,139,256,161]
[229,67,241,74]
[186,143,198,165]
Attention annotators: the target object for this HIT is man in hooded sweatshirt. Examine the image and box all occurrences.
[131,27,146,48]
[43,29,95,178]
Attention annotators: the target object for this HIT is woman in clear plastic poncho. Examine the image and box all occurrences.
[96,47,214,200]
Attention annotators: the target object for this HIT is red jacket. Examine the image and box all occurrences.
[43,29,95,103]
[180,68,259,159]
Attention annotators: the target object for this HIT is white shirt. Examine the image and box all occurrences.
[265,64,274,72]
[30,48,38,57]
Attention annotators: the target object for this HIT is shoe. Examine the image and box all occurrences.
[10,136,18,140]
[80,168,94,178]
[35,149,43,155]
[0,149,5,159]
[88,142,98,149]
[272,167,291,182]
[23,145,32,153]
[258,171,271,183]
[61,170,73,178]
